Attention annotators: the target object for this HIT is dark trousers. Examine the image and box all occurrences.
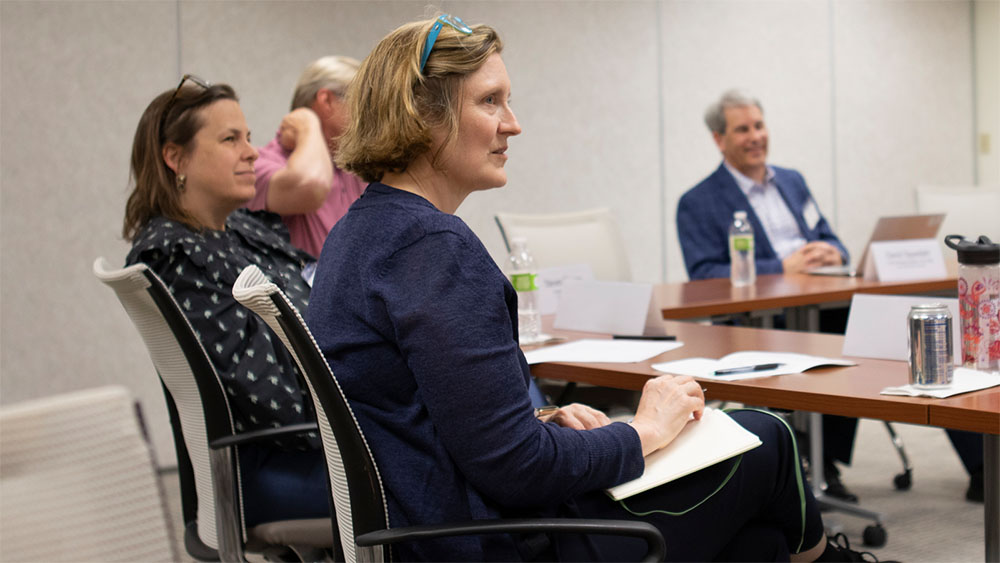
[555,410,826,562]
[823,414,859,466]
[238,445,331,527]
[946,429,984,475]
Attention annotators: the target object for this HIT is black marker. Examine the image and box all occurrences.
[713,363,784,375]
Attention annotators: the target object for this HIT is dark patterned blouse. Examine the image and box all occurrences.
[126,209,318,449]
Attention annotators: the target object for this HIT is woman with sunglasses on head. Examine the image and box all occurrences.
[123,78,329,528]
[307,16,875,562]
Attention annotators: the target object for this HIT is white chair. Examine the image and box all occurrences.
[93,257,334,562]
[915,185,1000,253]
[495,208,632,281]
[0,386,176,562]
[233,264,667,563]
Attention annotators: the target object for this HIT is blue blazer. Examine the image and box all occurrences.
[677,163,848,280]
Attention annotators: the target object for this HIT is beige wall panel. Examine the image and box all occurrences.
[1,1,179,463]
[178,1,430,151]
[832,1,974,261]
[975,0,999,185]
[660,0,833,281]
[448,1,663,283]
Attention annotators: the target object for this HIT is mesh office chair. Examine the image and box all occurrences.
[93,258,334,562]
[495,208,633,282]
[233,264,667,563]
[0,386,175,562]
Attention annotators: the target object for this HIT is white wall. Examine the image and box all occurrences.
[975,0,999,185]
[0,0,986,466]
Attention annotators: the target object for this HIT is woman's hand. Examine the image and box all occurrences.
[628,375,705,456]
[542,403,611,430]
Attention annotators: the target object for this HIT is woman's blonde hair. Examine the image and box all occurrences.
[122,82,237,241]
[335,17,502,182]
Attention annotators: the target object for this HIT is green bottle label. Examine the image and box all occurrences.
[511,272,537,292]
[731,235,753,253]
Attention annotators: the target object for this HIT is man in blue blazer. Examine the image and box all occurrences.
[677,90,860,502]
[677,92,847,281]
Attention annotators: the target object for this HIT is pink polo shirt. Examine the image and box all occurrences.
[247,132,367,258]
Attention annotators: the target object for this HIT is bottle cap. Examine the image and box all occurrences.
[734,210,747,220]
[509,236,529,252]
[944,235,1000,265]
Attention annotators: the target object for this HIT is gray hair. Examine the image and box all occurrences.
[704,89,763,134]
[290,55,361,110]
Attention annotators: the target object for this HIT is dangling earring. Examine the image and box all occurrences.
[176,174,186,191]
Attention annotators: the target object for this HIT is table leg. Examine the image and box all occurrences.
[986,433,998,562]
[785,305,820,332]
[808,413,887,523]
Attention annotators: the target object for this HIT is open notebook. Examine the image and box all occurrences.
[606,407,762,501]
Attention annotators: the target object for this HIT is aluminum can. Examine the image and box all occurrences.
[907,304,954,388]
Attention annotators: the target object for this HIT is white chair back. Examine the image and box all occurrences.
[916,185,1000,256]
[495,208,632,281]
[233,265,388,563]
[93,257,237,553]
[0,386,175,561]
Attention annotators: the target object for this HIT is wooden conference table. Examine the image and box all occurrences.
[652,271,957,329]
[528,319,1000,561]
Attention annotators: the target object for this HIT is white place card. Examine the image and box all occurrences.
[864,238,946,282]
[535,264,595,315]
[523,338,683,365]
[554,280,668,337]
[842,294,960,362]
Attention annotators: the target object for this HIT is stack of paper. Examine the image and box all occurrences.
[606,407,762,500]
[652,351,855,381]
[880,367,1000,398]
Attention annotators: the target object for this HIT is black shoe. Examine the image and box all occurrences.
[966,468,984,503]
[823,460,859,503]
[817,532,891,562]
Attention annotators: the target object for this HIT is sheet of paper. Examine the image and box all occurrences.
[606,407,762,500]
[651,351,855,381]
[867,238,947,282]
[880,367,1000,398]
[535,264,595,315]
[522,338,683,365]
[842,294,960,362]
[554,280,654,336]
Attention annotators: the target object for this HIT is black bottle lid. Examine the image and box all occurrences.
[944,235,1000,265]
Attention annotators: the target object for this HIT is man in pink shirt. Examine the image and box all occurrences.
[247,56,366,257]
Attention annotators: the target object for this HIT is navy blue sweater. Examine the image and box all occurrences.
[307,184,643,561]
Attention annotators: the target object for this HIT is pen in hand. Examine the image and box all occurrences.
[713,363,784,375]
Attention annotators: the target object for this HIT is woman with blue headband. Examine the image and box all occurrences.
[308,15,873,562]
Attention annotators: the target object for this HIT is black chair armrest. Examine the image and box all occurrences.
[209,422,318,449]
[355,518,665,562]
[184,521,220,561]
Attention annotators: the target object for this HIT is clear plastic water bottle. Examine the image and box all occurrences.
[729,210,756,287]
[508,236,542,344]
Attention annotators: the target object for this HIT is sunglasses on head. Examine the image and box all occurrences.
[419,14,473,74]
[159,74,211,141]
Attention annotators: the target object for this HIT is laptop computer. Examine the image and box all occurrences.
[809,213,946,277]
